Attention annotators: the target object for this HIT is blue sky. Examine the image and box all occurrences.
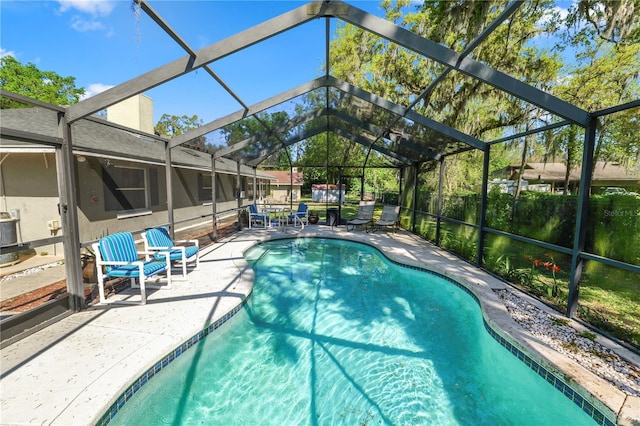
[1,0,387,125]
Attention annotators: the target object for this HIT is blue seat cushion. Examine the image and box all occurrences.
[154,245,198,261]
[146,227,174,248]
[106,260,167,278]
[99,232,140,274]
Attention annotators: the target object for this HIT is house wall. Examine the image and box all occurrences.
[271,185,301,203]
[1,153,267,255]
[75,158,258,240]
[0,153,62,255]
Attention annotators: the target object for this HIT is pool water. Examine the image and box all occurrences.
[111,238,596,425]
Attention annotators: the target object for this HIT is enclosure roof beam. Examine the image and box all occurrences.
[328,77,486,151]
[1,89,66,112]
[246,126,326,166]
[214,108,329,159]
[171,77,329,148]
[176,74,485,157]
[328,109,441,160]
[487,120,570,145]
[592,99,640,118]
[136,0,249,113]
[332,128,416,165]
[244,122,415,167]
[335,1,590,126]
[213,102,442,165]
[364,0,523,162]
[66,2,327,123]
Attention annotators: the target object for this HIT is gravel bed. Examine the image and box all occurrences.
[0,261,64,282]
[494,288,640,397]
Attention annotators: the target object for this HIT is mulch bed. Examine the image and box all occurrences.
[0,280,68,313]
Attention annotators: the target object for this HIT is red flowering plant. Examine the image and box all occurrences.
[542,252,560,297]
[524,253,561,298]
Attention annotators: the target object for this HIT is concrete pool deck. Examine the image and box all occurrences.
[1,224,638,425]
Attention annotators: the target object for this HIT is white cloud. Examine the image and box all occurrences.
[538,5,571,27]
[57,0,116,17]
[80,83,114,100]
[552,5,570,21]
[0,48,16,58]
[70,15,106,32]
[56,0,116,34]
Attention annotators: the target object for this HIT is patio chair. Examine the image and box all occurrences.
[346,200,375,231]
[93,232,172,305]
[142,226,199,278]
[287,202,308,227]
[371,205,400,233]
[248,203,270,229]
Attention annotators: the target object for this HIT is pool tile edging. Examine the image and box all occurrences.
[386,258,617,426]
[315,233,618,426]
[95,297,248,426]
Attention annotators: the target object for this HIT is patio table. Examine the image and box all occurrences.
[261,206,289,231]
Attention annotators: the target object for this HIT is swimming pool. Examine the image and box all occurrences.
[108,238,600,425]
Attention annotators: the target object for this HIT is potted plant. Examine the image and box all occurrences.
[81,247,98,283]
[308,210,319,224]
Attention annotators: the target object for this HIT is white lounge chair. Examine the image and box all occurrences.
[346,200,375,231]
[372,205,400,232]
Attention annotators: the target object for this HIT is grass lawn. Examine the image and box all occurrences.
[579,264,640,348]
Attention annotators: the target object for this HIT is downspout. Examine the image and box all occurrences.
[477,146,490,267]
[398,166,403,206]
[411,163,419,234]
[236,161,242,230]
[567,117,597,318]
[338,167,342,223]
[253,167,257,203]
[165,141,174,239]
[211,155,217,241]
[289,164,293,211]
[436,157,445,246]
[57,112,83,311]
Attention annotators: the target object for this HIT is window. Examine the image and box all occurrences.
[198,173,212,203]
[103,164,157,213]
[216,174,235,202]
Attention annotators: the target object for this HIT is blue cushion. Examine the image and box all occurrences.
[145,227,173,248]
[154,245,198,261]
[99,232,139,273]
[288,203,307,219]
[106,260,166,278]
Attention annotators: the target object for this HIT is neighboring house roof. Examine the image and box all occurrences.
[268,170,304,186]
[0,107,273,178]
[511,162,640,183]
[311,184,345,190]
